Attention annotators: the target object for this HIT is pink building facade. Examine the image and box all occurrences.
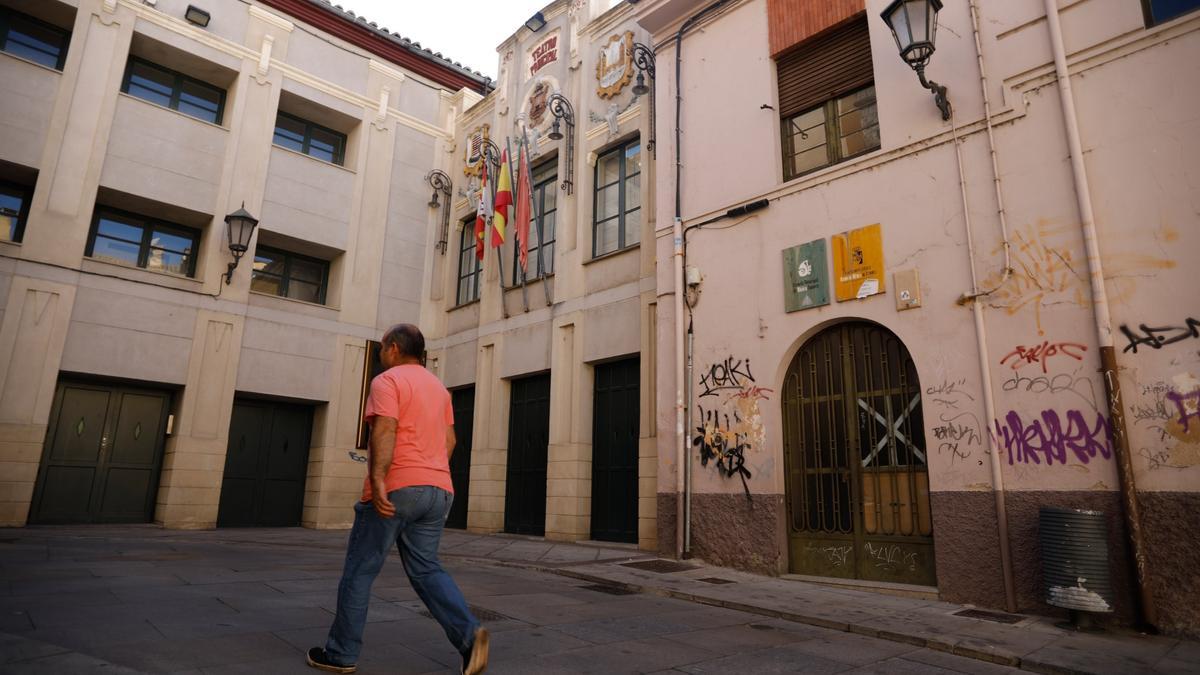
[634,0,1200,636]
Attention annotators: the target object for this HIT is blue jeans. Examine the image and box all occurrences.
[324,486,479,665]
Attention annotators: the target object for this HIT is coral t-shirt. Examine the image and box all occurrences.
[361,364,455,502]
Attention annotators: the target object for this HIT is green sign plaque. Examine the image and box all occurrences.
[783,239,829,312]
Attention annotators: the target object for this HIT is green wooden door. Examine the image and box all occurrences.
[218,400,313,527]
[30,382,171,524]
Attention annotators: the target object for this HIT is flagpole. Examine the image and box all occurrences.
[487,142,510,320]
[517,133,531,314]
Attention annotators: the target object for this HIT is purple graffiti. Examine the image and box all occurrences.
[1166,390,1200,432]
[993,409,1113,466]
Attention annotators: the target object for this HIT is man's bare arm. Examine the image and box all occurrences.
[446,426,457,461]
[369,416,398,517]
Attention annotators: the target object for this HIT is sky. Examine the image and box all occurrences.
[329,0,554,79]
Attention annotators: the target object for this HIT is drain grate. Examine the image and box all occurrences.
[581,583,639,596]
[420,605,507,622]
[953,608,1024,624]
[698,577,735,585]
[621,559,699,574]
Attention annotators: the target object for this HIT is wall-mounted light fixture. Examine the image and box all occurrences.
[222,203,258,284]
[524,11,547,33]
[426,169,452,254]
[546,93,575,194]
[630,41,656,154]
[881,0,951,120]
[185,4,211,27]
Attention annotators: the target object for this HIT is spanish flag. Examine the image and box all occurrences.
[492,145,512,248]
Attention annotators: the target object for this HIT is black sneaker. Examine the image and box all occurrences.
[461,627,489,675]
[306,647,356,674]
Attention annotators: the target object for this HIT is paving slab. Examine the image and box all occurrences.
[1,525,1190,675]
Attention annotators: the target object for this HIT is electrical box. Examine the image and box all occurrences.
[895,269,921,311]
[685,266,702,287]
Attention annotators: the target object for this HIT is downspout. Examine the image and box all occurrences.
[1041,0,1156,628]
[955,0,1017,613]
[672,0,731,559]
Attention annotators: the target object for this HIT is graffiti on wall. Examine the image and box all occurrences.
[1001,368,1102,414]
[926,378,984,466]
[1129,376,1200,469]
[1000,340,1087,373]
[1120,317,1200,354]
[694,355,772,497]
[993,409,1113,466]
[694,405,753,495]
[982,222,1174,336]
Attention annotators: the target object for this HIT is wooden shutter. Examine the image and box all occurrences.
[776,17,873,120]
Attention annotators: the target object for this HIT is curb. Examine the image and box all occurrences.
[442,552,1095,675]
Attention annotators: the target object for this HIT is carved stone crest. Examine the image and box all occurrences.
[596,31,634,99]
[462,123,490,177]
[528,81,552,127]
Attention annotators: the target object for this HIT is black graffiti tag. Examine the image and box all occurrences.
[692,406,753,499]
[699,356,756,398]
[1120,317,1200,354]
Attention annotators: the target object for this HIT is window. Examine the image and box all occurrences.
[777,18,877,181]
[274,112,347,165]
[121,57,225,125]
[1142,0,1200,25]
[457,219,482,305]
[0,8,70,70]
[592,139,641,257]
[251,245,329,304]
[515,159,557,280]
[0,182,30,243]
[86,208,200,277]
[783,86,879,179]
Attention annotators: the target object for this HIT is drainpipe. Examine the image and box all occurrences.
[672,0,731,560]
[1041,0,1155,629]
[955,0,1017,614]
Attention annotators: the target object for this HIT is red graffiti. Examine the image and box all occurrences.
[1000,341,1087,373]
[1166,389,1200,432]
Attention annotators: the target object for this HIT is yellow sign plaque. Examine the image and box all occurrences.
[832,223,885,302]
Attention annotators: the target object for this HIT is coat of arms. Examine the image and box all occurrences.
[528,81,551,127]
[596,31,634,99]
[463,124,489,178]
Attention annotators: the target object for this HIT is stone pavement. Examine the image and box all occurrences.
[0,525,1192,674]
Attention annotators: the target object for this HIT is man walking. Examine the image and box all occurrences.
[308,324,489,674]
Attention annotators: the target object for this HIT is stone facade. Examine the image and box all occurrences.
[0,0,487,529]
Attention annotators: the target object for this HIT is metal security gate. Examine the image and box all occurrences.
[782,322,935,586]
[30,382,171,524]
[447,386,475,530]
[217,400,312,527]
[591,358,639,543]
[505,373,550,536]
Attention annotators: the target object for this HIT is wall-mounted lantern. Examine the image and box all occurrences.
[630,41,656,153]
[881,0,951,120]
[426,169,452,254]
[222,203,258,284]
[546,93,575,194]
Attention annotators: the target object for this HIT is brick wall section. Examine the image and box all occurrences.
[768,0,866,58]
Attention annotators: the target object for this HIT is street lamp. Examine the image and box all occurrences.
[630,42,656,153]
[881,0,951,120]
[524,11,546,33]
[222,203,258,284]
[426,169,452,254]
[546,93,575,194]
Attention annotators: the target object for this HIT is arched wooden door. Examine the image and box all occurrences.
[782,322,935,586]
